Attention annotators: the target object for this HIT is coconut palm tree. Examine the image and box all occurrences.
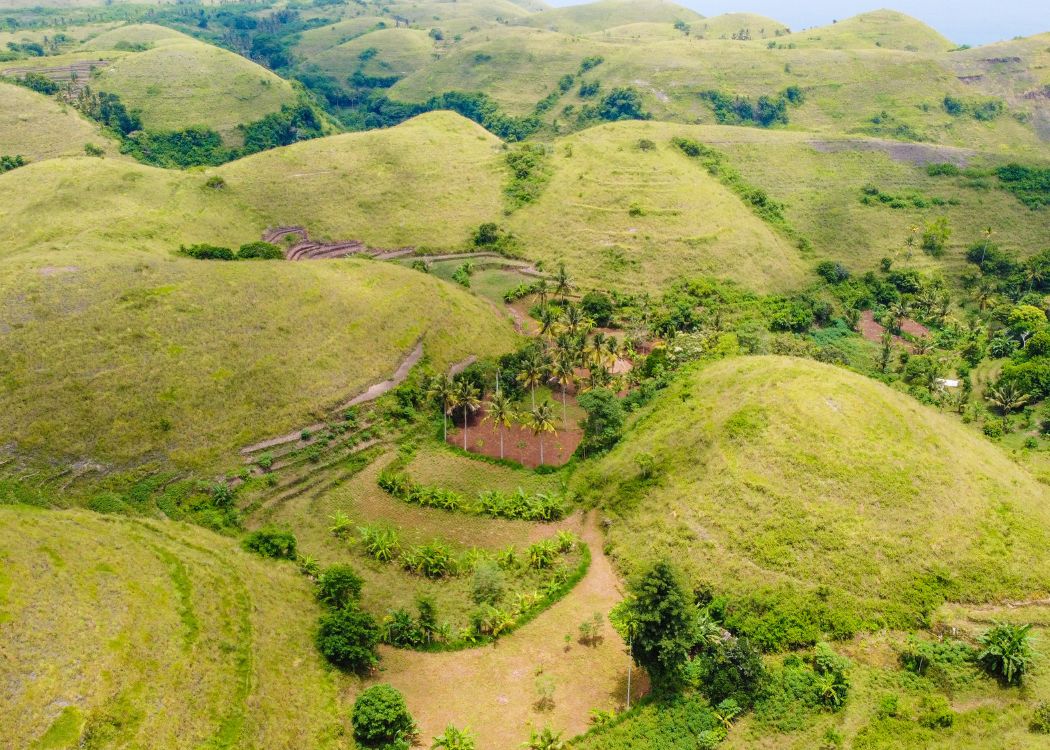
[535,278,550,309]
[562,303,591,338]
[887,300,910,334]
[538,306,558,341]
[550,354,576,426]
[986,382,1031,414]
[974,282,997,312]
[517,352,547,409]
[484,391,515,459]
[554,262,571,301]
[1024,263,1046,292]
[426,373,456,442]
[455,379,481,450]
[527,401,557,466]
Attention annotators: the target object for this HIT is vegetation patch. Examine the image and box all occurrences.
[699,86,804,128]
[377,470,566,522]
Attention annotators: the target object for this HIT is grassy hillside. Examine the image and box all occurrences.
[692,13,790,40]
[95,35,299,142]
[782,9,955,53]
[80,22,190,50]
[292,16,388,59]
[0,80,121,160]
[216,111,506,249]
[576,356,1050,633]
[308,27,435,81]
[507,121,808,293]
[516,0,702,35]
[0,244,515,474]
[684,124,1050,272]
[0,505,348,750]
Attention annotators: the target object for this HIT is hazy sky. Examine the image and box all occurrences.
[547,1,1049,46]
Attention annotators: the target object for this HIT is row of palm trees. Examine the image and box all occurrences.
[426,374,560,464]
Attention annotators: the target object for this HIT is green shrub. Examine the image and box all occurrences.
[401,541,457,579]
[471,560,505,605]
[316,604,380,672]
[238,241,283,259]
[978,621,1035,685]
[84,143,105,157]
[242,527,297,559]
[918,695,955,729]
[351,684,415,747]
[179,243,235,261]
[316,564,364,608]
[578,388,624,454]
[1032,701,1050,733]
[581,291,614,327]
[0,154,26,173]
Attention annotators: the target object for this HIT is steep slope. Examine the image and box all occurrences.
[782,9,955,53]
[308,27,435,81]
[0,80,121,160]
[0,249,515,474]
[80,22,191,49]
[292,15,388,59]
[516,0,702,35]
[216,111,506,249]
[94,36,299,141]
[577,356,1050,632]
[0,506,349,750]
[507,121,808,293]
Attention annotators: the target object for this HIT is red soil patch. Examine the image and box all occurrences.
[448,403,582,469]
[858,310,929,353]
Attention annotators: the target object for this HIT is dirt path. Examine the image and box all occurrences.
[240,341,423,456]
[372,512,637,749]
[340,340,424,410]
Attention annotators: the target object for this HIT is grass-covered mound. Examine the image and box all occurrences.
[576,356,1050,649]
[309,27,435,81]
[0,80,120,161]
[80,22,191,50]
[216,111,506,249]
[94,35,299,141]
[693,13,790,40]
[507,121,807,293]
[0,506,346,750]
[516,0,703,35]
[0,250,516,475]
[781,9,955,53]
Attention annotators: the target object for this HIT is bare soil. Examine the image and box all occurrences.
[858,310,928,353]
[372,513,646,750]
[807,138,974,167]
[448,403,583,469]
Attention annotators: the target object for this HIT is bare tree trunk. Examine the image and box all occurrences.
[561,384,567,427]
[499,428,505,459]
[463,407,468,450]
[539,435,544,466]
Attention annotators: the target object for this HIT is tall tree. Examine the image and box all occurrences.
[455,379,481,450]
[615,561,697,689]
[426,373,456,442]
[527,401,557,466]
[554,262,571,301]
[550,354,576,426]
[483,391,514,459]
[517,352,547,409]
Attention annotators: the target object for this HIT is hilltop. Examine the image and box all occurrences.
[516,0,703,35]
[577,356,1050,636]
[781,9,955,53]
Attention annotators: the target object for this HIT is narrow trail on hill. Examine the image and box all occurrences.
[373,512,636,750]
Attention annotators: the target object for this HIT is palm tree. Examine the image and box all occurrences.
[561,303,591,338]
[986,382,1031,414]
[535,278,550,309]
[426,373,456,442]
[554,262,571,300]
[517,352,547,409]
[527,401,557,466]
[887,300,910,334]
[538,306,558,341]
[974,282,996,312]
[455,379,481,450]
[484,391,515,459]
[550,354,576,426]
[1024,263,1046,292]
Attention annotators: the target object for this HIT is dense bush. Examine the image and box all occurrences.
[815,261,850,284]
[505,143,550,207]
[242,527,297,559]
[581,291,614,327]
[316,564,364,608]
[14,71,60,95]
[123,126,228,168]
[0,154,26,173]
[995,163,1050,209]
[239,103,325,154]
[577,388,625,454]
[76,90,142,135]
[316,604,381,672]
[378,471,566,521]
[179,243,236,261]
[237,241,284,259]
[351,684,415,748]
